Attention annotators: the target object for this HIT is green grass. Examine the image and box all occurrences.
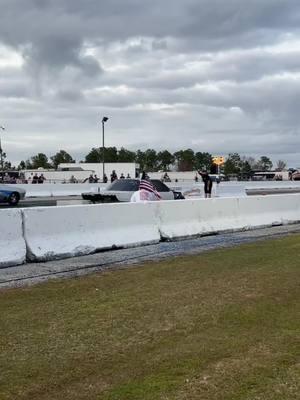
[0,235,299,400]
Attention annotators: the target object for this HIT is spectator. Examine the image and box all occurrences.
[32,173,39,184]
[126,173,131,178]
[69,175,77,183]
[162,172,171,182]
[94,174,99,183]
[103,173,108,183]
[88,174,94,183]
[110,170,118,183]
[120,173,125,179]
[141,171,149,180]
[38,174,46,184]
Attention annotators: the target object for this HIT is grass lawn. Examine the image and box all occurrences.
[0,236,299,400]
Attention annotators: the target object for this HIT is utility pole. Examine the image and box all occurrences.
[101,117,109,182]
[0,126,5,182]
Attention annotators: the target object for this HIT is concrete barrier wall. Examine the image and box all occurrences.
[2,193,300,266]
[6,181,300,199]
[0,209,26,267]
[236,194,300,227]
[156,195,300,239]
[6,183,107,198]
[22,203,160,261]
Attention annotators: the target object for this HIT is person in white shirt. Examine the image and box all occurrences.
[130,189,160,202]
[130,173,161,202]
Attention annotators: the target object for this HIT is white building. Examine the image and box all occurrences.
[20,167,95,183]
[58,162,139,180]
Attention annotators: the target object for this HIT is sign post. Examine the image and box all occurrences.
[212,156,225,179]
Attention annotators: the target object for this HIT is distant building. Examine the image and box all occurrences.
[252,170,290,181]
[58,163,140,181]
[20,167,95,183]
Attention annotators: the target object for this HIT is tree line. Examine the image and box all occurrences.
[1,147,287,176]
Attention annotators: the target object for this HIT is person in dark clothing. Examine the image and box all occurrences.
[38,174,45,184]
[198,170,213,198]
[88,174,94,183]
[32,173,39,184]
[93,174,99,183]
[141,171,149,180]
[110,170,118,183]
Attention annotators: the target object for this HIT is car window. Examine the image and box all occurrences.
[106,179,140,191]
[151,180,170,192]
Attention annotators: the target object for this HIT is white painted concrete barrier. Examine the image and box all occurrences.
[6,181,300,199]
[157,195,300,239]
[0,209,26,267]
[22,203,160,261]
[6,183,107,198]
[2,193,299,266]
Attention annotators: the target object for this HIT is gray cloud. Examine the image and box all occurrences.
[1,0,300,166]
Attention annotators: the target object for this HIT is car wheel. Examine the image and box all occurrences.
[8,192,20,206]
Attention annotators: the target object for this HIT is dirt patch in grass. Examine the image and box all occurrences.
[0,236,299,400]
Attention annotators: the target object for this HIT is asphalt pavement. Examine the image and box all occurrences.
[1,223,300,289]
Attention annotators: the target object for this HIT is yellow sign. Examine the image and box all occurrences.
[212,156,225,166]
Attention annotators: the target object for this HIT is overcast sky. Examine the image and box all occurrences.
[1,0,300,166]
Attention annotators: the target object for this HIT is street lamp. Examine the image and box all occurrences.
[0,126,5,182]
[101,116,109,182]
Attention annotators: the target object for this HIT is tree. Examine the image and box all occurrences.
[157,150,174,171]
[135,150,146,171]
[174,149,195,171]
[18,160,26,170]
[195,152,213,171]
[105,147,118,162]
[117,147,136,162]
[135,149,158,172]
[240,160,252,177]
[0,149,6,171]
[223,153,242,176]
[144,149,158,171]
[257,156,273,171]
[85,147,118,163]
[85,147,101,163]
[276,160,287,171]
[30,153,51,169]
[51,150,75,169]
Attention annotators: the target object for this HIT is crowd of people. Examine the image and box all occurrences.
[109,170,131,183]
[28,173,46,184]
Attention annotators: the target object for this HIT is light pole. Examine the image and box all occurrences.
[101,117,109,182]
[0,126,5,182]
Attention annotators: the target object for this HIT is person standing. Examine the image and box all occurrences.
[130,173,161,202]
[110,170,118,183]
[198,170,213,198]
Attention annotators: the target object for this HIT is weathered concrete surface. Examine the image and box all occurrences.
[0,209,26,267]
[1,223,300,289]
